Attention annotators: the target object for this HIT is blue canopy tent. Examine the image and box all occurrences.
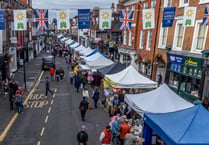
[143,105,209,145]
[97,62,126,75]
[86,49,108,58]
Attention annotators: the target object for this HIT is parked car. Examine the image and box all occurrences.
[42,55,55,70]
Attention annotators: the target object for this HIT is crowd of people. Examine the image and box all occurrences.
[0,78,24,114]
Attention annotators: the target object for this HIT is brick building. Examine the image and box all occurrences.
[119,0,209,102]
[0,0,35,80]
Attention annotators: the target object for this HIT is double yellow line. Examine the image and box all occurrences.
[0,71,44,142]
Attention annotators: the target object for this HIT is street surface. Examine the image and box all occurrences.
[0,52,110,145]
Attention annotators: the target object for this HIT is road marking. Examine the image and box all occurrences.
[54,88,57,92]
[0,71,44,142]
[0,113,18,142]
[45,115,49,123]
[53,93,56,98]
[37,141,41,145]
[40,127,45,136]
[51,99,54,105]
[48,107,52,113]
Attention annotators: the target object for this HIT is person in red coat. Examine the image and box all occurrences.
[99,125,111,145]
[120,119,131,145]
[49,67,55,81]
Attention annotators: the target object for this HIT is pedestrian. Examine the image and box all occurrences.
[75,74,81,93]
[79,97,89,121]
[76,125,88,145]
[157,73,162,87]
[55,69,60,82]
[45,77,53,96]
[15,87,24,96]
[99,125,111,145]
[120,119,131,145]
[49,67,55,81]
[15,91,24,113]
[69,69,74,85]
[9,89,15,111]
[111,117,120,145]
[92,87,100,109]
[124,128,144,145]
[81,71,88,89]
[59,67,64,80]
[82,87,89,101]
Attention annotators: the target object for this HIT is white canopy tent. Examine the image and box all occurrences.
[79,47,92,55]
[80,48,95,56]
[79,64,91,70]
[65,39,73,45]
[125,84,194,116]
[57,34,63,38]
[81,52,103,62]
[104,65,157,89]
[70,42,80,48]
[74,45,86,52]
[86,56,114,69]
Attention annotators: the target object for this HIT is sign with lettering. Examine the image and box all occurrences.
[184,57,202,68]
[168,54,184,64]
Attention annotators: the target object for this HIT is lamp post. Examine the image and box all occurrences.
[23,43,27,91]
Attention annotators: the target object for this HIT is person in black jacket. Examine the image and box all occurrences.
[76,125,88,145]
[79,97,89,121]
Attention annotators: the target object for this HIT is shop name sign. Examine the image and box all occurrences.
[184,57,201,68]
[168,54,184,64]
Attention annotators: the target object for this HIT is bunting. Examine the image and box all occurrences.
[13,10,27,31]
[184,7,196,27]
[57,10,69,30]
[34,9,48,31]
[202,5,209,26]
[119,10,134,31]
[142,9,155,29]
[99,9,112,29]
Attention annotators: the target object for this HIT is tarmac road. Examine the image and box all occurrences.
[0,51,110,145]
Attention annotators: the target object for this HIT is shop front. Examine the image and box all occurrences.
[166,53,202,103]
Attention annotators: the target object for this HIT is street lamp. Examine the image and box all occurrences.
[23,43,27,91]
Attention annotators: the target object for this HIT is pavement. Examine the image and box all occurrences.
[0,50,47,135]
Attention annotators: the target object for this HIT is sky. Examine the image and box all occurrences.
[32,0,118,20]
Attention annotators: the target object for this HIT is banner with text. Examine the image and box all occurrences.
[13,10,27,31]
[99,9,112,29]
[163,7,176,27]
[142,8,155,30]
[184,7,196,27]
[78,9,90,29]
[57,10,70,30]
[0,10,5,30]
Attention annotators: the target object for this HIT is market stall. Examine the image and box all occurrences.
[97,62,126,75]
[143,105,209,145]
[104,65,157,89]
[125,84,194,116]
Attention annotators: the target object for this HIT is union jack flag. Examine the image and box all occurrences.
[119,10,134,31]
[202,6,209,26]
[34,9,48,31]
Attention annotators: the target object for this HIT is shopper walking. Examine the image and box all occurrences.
[92,87,100,109]
[82,87,89,101]
[49,67,55,81]
[45,77,53,96]
[79,97,89,121]
[76,125,88,145]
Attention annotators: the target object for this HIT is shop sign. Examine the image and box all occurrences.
[184,57,202,68]
[10,37,17,44]
[168,54,184,64]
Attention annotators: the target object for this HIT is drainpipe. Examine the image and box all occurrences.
[151,0,162,80]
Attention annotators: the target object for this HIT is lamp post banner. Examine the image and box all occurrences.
[78,9,90,29]
[0,10,5,30]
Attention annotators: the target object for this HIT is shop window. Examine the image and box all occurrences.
[158,24,168,49]
[169,72,180,89]
[146,30,153,51]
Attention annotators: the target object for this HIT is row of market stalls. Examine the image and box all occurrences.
[56,34,209,145]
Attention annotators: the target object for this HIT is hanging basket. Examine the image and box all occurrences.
[135,55,142,64]
[153,53,162,62]
[143,58,151,66]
